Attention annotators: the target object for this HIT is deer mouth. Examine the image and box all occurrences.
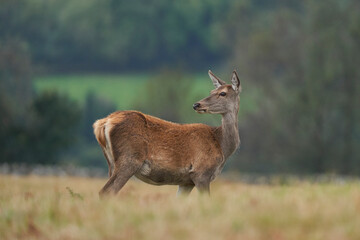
[195,108,207,113]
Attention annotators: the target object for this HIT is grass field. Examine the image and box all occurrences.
[1,175,360,240]
[34,74,152,110]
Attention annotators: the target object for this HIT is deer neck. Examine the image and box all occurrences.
[219,110,240,159]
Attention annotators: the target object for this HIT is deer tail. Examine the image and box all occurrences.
[93,118,107,149]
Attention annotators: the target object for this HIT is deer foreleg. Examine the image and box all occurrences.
[194,180,210,195]
[177,184,195,197]
[191,171,213,196]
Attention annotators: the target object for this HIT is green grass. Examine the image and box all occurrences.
[34,73,261,116]
[34,74,150,110]
[1,175,360,240]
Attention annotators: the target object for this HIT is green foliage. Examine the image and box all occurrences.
[0,39,33,121]
[30,91,82,164]
[0,91,81,165]
[0,0,237,71]
[224,0,360,175]
[0,39,33,163]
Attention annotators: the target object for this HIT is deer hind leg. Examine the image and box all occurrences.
[177,184,195,197]
[99,155,143,198]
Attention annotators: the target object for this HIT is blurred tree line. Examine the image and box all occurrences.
[0,0,235,71]
[223,0,360,175]
[0,0,359,175]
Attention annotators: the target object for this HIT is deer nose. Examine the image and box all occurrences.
[193,103,201,110]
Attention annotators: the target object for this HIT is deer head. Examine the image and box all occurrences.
[193,70,241,115]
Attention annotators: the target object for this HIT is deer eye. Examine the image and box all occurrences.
[219,92,226,96]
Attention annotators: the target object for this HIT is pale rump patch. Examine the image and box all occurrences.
[93,119,107,148]
[104,120,115,173]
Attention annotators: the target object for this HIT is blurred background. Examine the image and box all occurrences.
[0,0,359,177]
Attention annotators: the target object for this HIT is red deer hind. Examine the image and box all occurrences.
[93,70,242,197]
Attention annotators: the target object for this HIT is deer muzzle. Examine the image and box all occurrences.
[193,103,201,110]
[193,103,207,113]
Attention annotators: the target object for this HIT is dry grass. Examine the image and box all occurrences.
[1,175,360,240]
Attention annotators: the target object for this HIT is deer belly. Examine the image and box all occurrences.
[134,160,191,185]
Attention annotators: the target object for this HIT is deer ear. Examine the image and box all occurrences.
[208,70,226,89]
[231,70,241,92]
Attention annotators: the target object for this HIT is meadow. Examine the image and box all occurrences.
[35,74,154,110]
[1,174,360,240]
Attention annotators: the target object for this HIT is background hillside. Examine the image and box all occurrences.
[1,0,359,175]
